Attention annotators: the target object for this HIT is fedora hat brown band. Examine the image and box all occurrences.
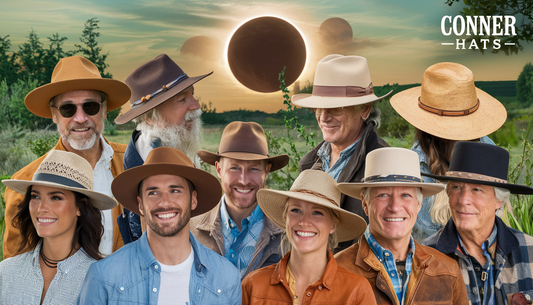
[445,171,507,184]
[131,73,189,109]
[419,97,480,117]
[312,82,373,98]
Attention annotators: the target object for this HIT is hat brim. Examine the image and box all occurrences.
[111,163,222,216]
[257,189,367,242]
[421,172,533,195]
[390,87,506,140]
[291,90,392,108]
[337,181,445,200]
[114,72,213,125]
[197,150,289,172]
[2,180,117,210]
[25,78,131,119]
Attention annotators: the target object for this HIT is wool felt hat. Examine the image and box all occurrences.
[292,54,392,108]
[197,121,289,172]
[257,170,367,242]
[390,62,507,141]
[111,147,222,216]
[422,141,533,194]
[2,150,117,210]
[337,147,445,199]
[115,54,212,124]
[25,56,131,118]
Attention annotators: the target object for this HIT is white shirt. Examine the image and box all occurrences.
[92,136,115,256]
[157,246,194,305]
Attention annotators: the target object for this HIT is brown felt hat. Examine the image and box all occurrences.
[25,56,131,118]
[114,54,212,124]
[390,62,507,140]
[111,147,222,216]
[197,121,289,172]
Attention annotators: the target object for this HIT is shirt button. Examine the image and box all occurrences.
[318,286,322,291]
[155,265,159,269]
[198,289,201,293]
[307,292,311,297]
[231,253,235,258]
[385,252,390,257]
[391,272,395,276]
[474,267,480,271]
[218,289,221,293]
[153,288,157,292]
[120,287,124,291]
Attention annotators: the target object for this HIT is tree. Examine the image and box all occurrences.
[75,18,112,78]
[17,29,48,86]
[0,35,19,88]
[516,62,533,107]
[445,0,532,55]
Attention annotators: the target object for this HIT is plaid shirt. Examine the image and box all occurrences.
[317,138,359,180]
[220,195,265,279]
[422,216,533,305]
[365,228,415,304]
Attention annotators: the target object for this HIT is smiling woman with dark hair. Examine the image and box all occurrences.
[0,150,117,304]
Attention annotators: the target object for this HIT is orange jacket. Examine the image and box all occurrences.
[242,250,377,305]
[3,138,126,259]
[335,237,469,305]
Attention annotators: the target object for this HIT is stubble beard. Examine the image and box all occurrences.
[143,202,192,238]
[59,119,104,151]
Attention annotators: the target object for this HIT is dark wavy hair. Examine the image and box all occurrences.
[12,186,104,260]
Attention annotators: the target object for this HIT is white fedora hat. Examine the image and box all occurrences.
[292,54,392,108]
[337,147,445,199]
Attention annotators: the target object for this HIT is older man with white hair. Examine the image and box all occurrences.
[422,141,533,305]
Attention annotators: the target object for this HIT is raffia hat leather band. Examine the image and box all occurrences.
[418,97,479,116]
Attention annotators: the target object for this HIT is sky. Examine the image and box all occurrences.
[1,0,532,113]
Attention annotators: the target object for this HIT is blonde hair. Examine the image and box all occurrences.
[430,190,450,226]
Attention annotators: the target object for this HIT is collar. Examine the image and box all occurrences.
[457,224,498,260]
[95,135,114,169]
[317,136,360,163]
[220,194,264,230]
[364,227,415,262]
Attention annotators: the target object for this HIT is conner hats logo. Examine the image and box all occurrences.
[441,15,516,50]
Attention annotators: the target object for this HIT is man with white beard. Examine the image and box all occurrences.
[114,54,212,243]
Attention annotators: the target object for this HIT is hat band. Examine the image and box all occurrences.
[418,97,480,117]
[292,189,341,219]
[131,73,189,109]
[312,82,374,97]
[362,174,422,183]
[446,171,507,184]
[217,150,269,157]
[33,173,88,190]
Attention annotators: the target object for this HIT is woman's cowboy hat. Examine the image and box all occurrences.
[111,147,222,216]
[422,141,533,194]
[197,121,289,172]
[25,56,131,118]
[390,62,506,140]
[257,170,367,242]
[337,147,445,199]
[2,150,117,210]
[115,54,212,124]
[292,54,392,108]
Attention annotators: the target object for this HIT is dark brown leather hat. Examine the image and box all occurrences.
[115,54,212,124]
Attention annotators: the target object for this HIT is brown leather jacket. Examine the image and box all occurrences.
[242,250,378,305]
[3,138,126,259]
[335,236,469,305]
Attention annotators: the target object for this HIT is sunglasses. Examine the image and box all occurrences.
[51,101,103,118]
[309,107,345,116]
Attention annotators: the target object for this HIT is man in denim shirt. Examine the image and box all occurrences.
[77,147,241,304]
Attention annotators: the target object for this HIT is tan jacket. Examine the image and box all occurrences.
[334,237,469,305]
[189,202,283,278]
[3,138,126,259]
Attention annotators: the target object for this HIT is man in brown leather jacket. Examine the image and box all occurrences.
[335,147,469,305]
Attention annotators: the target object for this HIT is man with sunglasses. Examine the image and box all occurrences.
[3,56,131,259]
[113,54,212,244]
[292,55,392,252]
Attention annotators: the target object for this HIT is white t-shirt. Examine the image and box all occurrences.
[157,246,194,305]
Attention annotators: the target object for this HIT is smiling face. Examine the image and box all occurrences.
[286,199,336,256]
[447,182,503,238]
[51,90,106,151]
[137,174,197,238]
[362,186,421,250]
[29,185,80,243]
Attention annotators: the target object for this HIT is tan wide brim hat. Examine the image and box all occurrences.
[197,121,289,172]
[337,147,445,199]
[390,62,507,140]
[112,147,222,216]
[25,56,131,118]
[292,54,392,108]
[257,170,367,243]
[2,150,117,210]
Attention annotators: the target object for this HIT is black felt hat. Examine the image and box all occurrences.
[422,141,533,194]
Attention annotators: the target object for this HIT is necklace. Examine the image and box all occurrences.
[40,245,74,269]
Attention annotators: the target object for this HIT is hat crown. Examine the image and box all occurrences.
[218,122,269,156]
[364,147,422,180]
[50,56,103,83]
[313,54,372,87]
[34,150,94,191]
[126,54,186,105]
[144,146,194,167]
[449,141,509,181]
[420,62,478,111]
[290,170,341,206]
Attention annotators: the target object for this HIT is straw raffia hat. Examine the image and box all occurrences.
[390,62,507,140]
[257,170,367,242]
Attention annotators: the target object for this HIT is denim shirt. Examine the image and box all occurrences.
[317,139,359,181]
[77,231,242,305]
[411,136,495,241]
